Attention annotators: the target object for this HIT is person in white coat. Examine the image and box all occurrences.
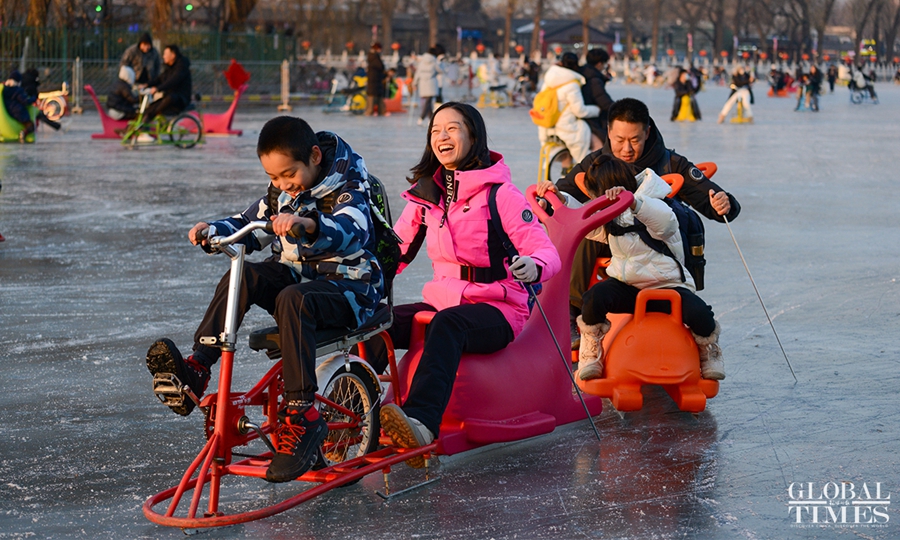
[413,46,444,124]
[535,155,725,381]
[537,52,599,164]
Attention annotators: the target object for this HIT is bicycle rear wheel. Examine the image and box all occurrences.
[546,146,572,182]
[169,114,202,149]
[317,363,380,466]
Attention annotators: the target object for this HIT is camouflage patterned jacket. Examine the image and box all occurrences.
[205,131,384,327]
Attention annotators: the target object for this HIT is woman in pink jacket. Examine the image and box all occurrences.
[377,102,561,466]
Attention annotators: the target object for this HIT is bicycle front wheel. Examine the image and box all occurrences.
[168,114,202,149]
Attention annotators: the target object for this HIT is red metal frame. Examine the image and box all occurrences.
[144,189,632,529]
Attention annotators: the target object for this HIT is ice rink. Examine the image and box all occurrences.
[1,80,898,539]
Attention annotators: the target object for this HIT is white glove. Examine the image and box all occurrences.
[509,255,539,283]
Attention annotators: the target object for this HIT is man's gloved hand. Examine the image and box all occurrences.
[509,255,538,283]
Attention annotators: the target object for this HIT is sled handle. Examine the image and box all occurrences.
[696,162,718,179]
[526,185,633,239]
[633,288,683,326]
[662,173,684,198]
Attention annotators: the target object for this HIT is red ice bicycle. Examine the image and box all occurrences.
[144,186,633,530]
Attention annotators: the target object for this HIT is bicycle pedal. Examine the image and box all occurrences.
[152,373,201,408]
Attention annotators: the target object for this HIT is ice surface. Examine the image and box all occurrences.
[0,83,898,539]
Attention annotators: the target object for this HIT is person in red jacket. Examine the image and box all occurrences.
[373,102,561,467]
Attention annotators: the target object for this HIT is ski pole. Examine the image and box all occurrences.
[722,215,797,383]
[525,283,603,442]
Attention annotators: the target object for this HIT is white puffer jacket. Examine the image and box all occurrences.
[537,65,599,163]
[579,169,696,292]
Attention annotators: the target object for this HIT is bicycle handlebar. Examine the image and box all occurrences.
[207,221,304,250]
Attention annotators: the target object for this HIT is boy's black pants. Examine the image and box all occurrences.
[581,277,716,338]
[364,302,514,436]
[194,261,357,402]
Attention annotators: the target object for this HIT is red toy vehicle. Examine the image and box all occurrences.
[143,183,632,529]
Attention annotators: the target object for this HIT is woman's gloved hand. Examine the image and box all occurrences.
[509,255,538,283]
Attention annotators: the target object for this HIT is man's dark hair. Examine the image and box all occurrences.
[164,44,181,57]
[139,33,153,45]
[257,116,320,164]
[607,98,651,129]
[408,102,491,184]
[586,48,610,66]
[584,154,637,198]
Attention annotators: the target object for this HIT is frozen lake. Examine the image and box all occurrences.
[1,80,898,539]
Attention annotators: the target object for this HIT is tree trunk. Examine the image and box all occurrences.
[531,0,544,55]
[582,0,592,54]
[26,0,51,26]
[382,11,393,47]
[883,1,900,59]
[651,0,662,61]
[622,0,634,52]
[429,0,439,47]
[152,0,172,34]
[712,0,725,55]
[813,0,838,61]
[854,0,881,61]
[504,0,517,57]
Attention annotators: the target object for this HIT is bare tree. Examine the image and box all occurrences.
[504,0,518,56]
[880,0,900,57]
[531,0,544,55]
[153,0,173,34]
[429,0,439,46]
[848,0,882,57]
[26,0,52,26]
[379,0,399,45]
[811,0,839,60]
[222,0,259,28]
[649,0,662,61]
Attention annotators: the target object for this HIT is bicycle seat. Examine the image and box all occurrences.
[249,302,393,359]
[489,84,508,92]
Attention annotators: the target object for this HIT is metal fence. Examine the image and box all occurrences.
[0,57,339,103]
[1,26,301,64]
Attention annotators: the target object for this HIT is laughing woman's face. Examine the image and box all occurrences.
[430,108,473,171]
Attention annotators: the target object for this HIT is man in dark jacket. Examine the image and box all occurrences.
[2,71,35,142]
[365,42,386,116]
[120,33,162,85]
[557,98,741,347]
[581,48,614,150]
[144,45,192,120]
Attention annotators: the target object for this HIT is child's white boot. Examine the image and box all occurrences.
[693,321,725,380]
[577,316,611,380]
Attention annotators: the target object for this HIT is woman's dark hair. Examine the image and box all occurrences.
[559,52,580,71]
[583,154,637,198]
[257,116,319,164]
[408,102,492,184]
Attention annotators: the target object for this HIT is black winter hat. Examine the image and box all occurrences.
[8,70,21,82]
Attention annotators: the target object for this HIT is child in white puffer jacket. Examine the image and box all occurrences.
[536,154,725,382]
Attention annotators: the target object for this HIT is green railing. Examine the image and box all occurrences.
[0,27,298,64]
[0,27,337,100]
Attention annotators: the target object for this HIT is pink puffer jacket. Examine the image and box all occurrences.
[393,152,561,337]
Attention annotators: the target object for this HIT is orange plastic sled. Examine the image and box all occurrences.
[577,289,719,412]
